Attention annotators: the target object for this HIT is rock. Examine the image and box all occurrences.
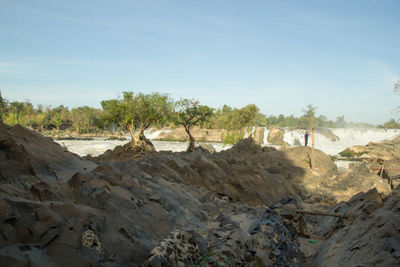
[93,139,156,162]
[0,245,29,267]
[3,123,398,266]
[155,126,226,142]
[330,162,392,201]
[40,226,61,247]
[248,208,304,266]
[81,230,103,253]
[339,135,400,186]
[142,230,203,266]
[312,187,400,267]
[317,129,339,142]
[197,143,216,154]
[30,181,62,201]
[253,126,265,145]
[267,127,287,145]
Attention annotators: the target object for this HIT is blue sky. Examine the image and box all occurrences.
[0,0,399,124]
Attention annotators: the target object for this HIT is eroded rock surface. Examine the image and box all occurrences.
[311,187,400,266]
[1,123,398,266]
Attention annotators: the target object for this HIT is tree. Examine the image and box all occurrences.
[302,104,317,118]
[173,99,213,152]
[383,118,399,129]
[0,91,8,123]
[236,104,259,129]
[71,106,101,133]
[133,92,173,139]
[299,104,317,128]
[101,92,172,146]
[19,101,35,127]
[7,101,24,125]
[335,115,346,128]
[51,105,70,131]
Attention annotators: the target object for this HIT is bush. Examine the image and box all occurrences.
[339,149,355,157]
[222,130,244,145]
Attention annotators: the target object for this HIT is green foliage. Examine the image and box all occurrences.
[193,252,215,266]
[382,118,399,129]
[101,91,172,141]
[173,99,213,151]
[173,99,214,130]
[222,130,244,145]
[207,104,260,130]
[265,104,375,129]
[339,149,355,158]
[134,92,173,131]
[0,91,7,123]
[71,106,102,133]
[0,91,380,137]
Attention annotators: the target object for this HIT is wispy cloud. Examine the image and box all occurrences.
[0,0,114,28]
[0,61,16,73]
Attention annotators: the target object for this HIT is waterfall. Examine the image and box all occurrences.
[261,128,400,156]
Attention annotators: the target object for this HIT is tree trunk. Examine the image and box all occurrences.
[138,127,146,141]
[185,126,195,152]
[128,124,136,145]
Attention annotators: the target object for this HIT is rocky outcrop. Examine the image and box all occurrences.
[1,123,397,266]
[339,135,400,188]
[0,125,315,266]
[267,127,288,146]
[253,126,265,144]
[342,135,400,161]
[90,137,156,162]
[317,129,339,142]
[311,186,400,266]
[328,162,392,200]
[0,124,96,199]
[155,126,225,142]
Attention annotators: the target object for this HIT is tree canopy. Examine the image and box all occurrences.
[101,91,172,145]
[0,91,385,143]
[173,99,213,152]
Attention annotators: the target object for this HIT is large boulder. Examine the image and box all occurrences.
[156,126,225,142]
[339,134,400,189]
[267,127,288,146]
[311,187,400,266]
[327,162,391,201]
[317,129,339,142]
[252,126,265,145]
[0,123,96,199]
[92,138,156,162]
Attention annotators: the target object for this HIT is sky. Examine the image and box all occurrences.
[0,0,399,125]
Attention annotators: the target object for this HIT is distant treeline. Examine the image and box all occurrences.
[0,92,398,136]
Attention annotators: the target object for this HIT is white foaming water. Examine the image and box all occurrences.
[56,137,231,157]
[56,128,399,158]
[144,129,172,139]
[279,128,400,155]
[263,128,270,145]
[56,138,129,157]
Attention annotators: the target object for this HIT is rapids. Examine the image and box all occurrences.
[56,128,399,157]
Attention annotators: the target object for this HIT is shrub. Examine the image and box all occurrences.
[222,130,244,145]
[339,149,355,157]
